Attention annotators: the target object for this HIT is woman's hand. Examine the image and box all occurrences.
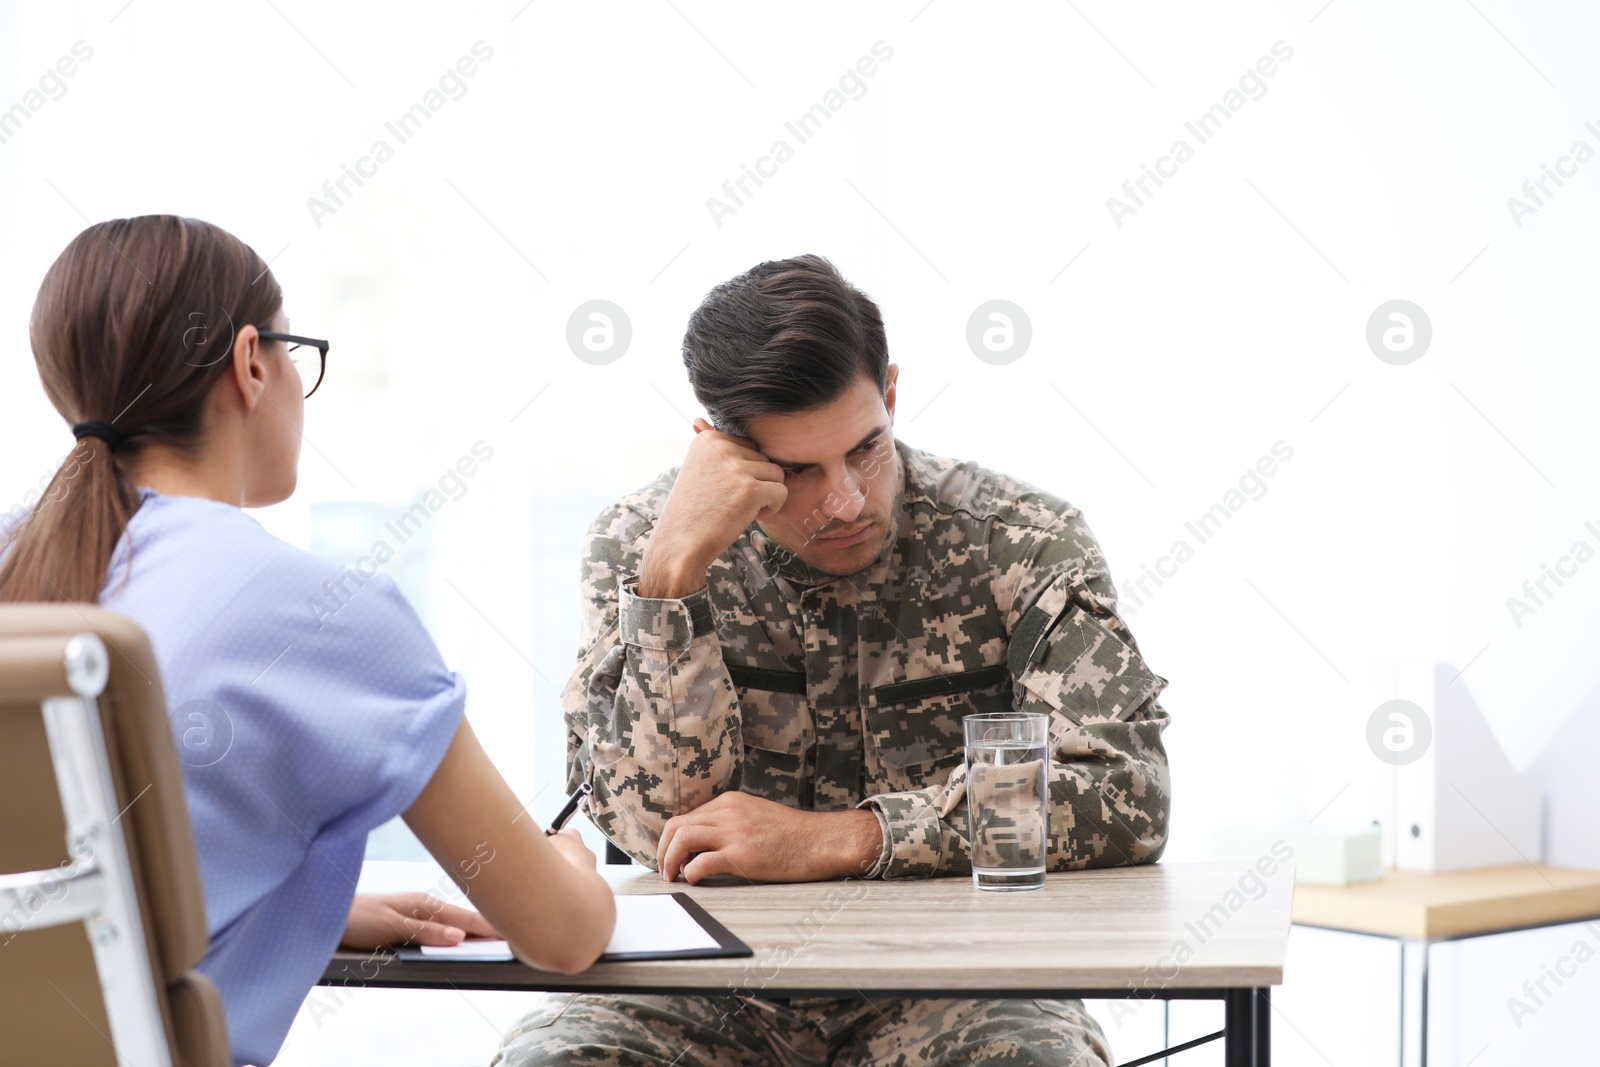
[545,826,599,871]
[340,891,500,950]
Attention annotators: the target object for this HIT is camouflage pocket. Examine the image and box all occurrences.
[864,667,1008,793]
[733,685,814,805]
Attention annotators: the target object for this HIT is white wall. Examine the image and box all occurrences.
[3,1,1596,1063]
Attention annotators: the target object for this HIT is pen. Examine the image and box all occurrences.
[545,781,592,835]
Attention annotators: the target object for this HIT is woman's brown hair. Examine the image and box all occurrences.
[0,215,283,603]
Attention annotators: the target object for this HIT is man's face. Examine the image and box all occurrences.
[744,365,900,577]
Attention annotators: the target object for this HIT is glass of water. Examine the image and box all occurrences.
[964,712,1050,891]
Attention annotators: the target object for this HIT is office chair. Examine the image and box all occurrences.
[0,606,228,1066]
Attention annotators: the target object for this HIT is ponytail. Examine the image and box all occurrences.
[0,438,137,602]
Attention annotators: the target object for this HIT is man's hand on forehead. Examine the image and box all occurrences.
[633,417,788,599]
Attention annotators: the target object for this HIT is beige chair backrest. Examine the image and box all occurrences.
[0,605,228,1067]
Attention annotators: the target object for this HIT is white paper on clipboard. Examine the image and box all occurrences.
[419,894,721,960]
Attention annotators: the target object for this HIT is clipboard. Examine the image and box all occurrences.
[398,892,751,964]
[607,893,750,962]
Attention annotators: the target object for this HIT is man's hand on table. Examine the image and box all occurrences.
[656,792,883,884]
[340,891,500,950]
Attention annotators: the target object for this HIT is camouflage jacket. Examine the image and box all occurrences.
[561,440,1171,879]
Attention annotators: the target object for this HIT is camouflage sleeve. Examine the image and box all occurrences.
[559,503,743,868]
[1005,555,1172,870]
[861,509,1171,880]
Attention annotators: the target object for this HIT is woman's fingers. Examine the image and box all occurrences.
[547,827,598,871]
[398,917,467,946]
[427,900,499,938]
[359,892,497,946]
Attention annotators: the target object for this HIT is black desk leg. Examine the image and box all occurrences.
[1224,988,1270,1067]
[1254,987,1271,1067]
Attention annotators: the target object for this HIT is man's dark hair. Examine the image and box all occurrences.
[681,253,888,435]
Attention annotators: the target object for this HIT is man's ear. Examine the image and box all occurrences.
[228,325,267,416]
[883,363,899,424]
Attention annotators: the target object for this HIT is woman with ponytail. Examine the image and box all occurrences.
[0,216,615,1067]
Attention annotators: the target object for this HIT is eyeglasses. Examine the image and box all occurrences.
[257,331,330,399]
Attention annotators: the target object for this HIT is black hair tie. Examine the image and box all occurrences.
[72,420,127,452]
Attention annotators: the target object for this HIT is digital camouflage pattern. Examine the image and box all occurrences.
[495,992,1113,1067]
[541,440,1170,1065]
[562,439,1171,879]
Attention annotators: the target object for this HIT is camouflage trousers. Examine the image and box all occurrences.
[491,993,1111,1067]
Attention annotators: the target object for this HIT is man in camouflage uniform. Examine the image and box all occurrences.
[495,255,1170,1067]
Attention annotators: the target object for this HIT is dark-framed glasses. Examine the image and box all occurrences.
[258,331,330,399]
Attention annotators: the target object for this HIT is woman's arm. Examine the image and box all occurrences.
[402,719,617,974]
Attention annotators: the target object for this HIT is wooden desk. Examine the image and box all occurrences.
[1290,865,1600,1067]
[1293,864,1600,941]
[322,862,1293,1067]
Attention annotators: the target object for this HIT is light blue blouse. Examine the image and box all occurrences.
[5,488,465,1065]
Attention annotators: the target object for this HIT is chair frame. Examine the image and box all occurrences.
[0,633,174,1067]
